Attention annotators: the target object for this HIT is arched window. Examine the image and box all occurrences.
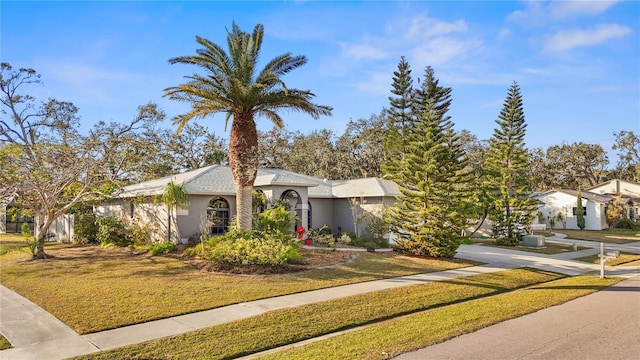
[207,197,230,235]
[280,190,302,231]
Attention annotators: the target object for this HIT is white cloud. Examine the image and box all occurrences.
[506,1,546,24]
[405,15,468,39]
[544,23,633,52]
[549,0,619,19]
[341,43,388,61]
[507,0,619,25]
[411,37,481,68]
[351,71,391,95]
[498,27,512,40]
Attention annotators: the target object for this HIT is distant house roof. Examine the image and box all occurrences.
[115,165,400,199]
[587,179,640,197]
[534,189,613,204]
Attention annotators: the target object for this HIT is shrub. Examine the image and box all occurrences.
[96,216,132,247]
[128,221,153,246]
[254,206,293,235]
[206,232,300,266]
[616,218,640,230]
[150,242,175,256]
[341,231,357,242]
[308,225,335,247]
[73,213,98,244]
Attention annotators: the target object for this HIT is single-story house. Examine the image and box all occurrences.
[588,179,640,221]
[96,165,401,243]
[533,179,640,230]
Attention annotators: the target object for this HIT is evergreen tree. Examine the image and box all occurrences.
[576,189,585,230]
[414,67,452,120]
[483,82,537,245]
[383,56,414,168]
[384,66,471,257]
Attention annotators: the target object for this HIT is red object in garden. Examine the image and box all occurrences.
[296,226,305,239]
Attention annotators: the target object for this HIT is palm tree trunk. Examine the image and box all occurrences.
[229,112,258,232]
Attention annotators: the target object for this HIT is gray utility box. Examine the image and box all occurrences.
[522,234,545,248]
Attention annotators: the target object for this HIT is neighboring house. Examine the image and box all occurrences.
[96,165,400,243]
[534,189,611,230]
[533,179,640,230]
[588,179,640,221]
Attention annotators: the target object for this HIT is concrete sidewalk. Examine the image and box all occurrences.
[1,243,638,360]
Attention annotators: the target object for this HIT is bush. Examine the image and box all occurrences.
[96,216,132,247]
[128,221,153,246]
[74,213,98,244]
[308,225,335,247]
[341,231,357,242]
[206,231,300,266]
[616,218,640,230]
[150,242,175,256]
[254,206,293,235]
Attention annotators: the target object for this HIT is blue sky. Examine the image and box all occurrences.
[2,1,638,164]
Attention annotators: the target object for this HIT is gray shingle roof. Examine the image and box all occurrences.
[115,165,400,199]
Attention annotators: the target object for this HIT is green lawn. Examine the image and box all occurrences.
[555,229,640,244]
[260,275,620,360]
[575,252,640,266]
[0,240,476,334]
[73,268,568,360]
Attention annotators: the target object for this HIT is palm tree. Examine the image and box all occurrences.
[164,23,332,231]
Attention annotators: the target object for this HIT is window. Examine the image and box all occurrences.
[572,207,587,216]
[207,197,230,235]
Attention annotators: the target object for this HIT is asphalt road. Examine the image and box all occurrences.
[394,275,640,360]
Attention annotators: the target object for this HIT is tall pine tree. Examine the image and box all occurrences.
[384,66,472,257]
[383,56,414,168]
[483,81,537,245]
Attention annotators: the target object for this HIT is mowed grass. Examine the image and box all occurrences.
[260,275,621,360]
[0,240,475,334]
[575,252,640,266]
[73,268,565,360]
[556,229,640,243]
